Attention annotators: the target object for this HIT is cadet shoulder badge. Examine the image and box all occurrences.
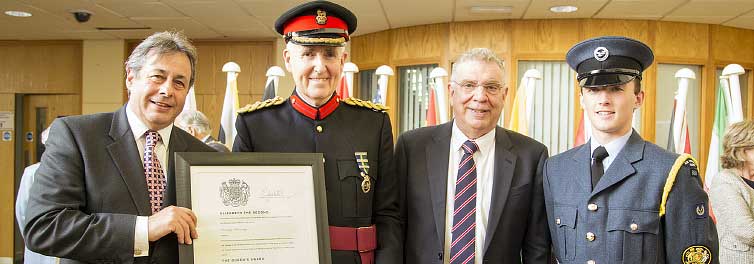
[238,96,285,114]
[682,245,711,264]
[342,97,389,112]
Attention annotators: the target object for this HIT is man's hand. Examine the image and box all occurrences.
[148,206,198,244]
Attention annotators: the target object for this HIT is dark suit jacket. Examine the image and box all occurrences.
[396,122,551,263]
[24,106,215,264]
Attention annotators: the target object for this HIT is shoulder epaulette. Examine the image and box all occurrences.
[237,96,285,114]
[342,97,389,112]
[659,154,699,217]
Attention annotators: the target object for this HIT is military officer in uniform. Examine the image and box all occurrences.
[543,36,718,264]
[233,1,400,264]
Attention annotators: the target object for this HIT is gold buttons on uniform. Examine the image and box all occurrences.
[587,260,596,264]
[555,218,561,225]
[316,125,323,133]
[586,232,595,242]
[630,223,638,231]
[587,203,598,211]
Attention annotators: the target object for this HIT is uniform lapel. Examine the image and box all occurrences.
[106,106,151,215]
[426,122,452,243]
[484,127,517,252]
[592,131,644,195]
[570,142,593,193]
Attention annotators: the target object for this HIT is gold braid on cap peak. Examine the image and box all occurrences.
[291,36,346,45]
[238,96,285,114]
[342,97,389,112]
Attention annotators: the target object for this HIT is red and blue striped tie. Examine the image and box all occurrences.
[450,140,478,264]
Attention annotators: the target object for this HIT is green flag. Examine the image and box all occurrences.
[704,79,729,189]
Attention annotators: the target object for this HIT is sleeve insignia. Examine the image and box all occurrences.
[342,97,389,112]
[238,96,285,114]
[682,245,711,264]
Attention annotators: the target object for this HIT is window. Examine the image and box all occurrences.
[516,61,576,154]
[656,64,702,158]
[398,64,438,133]
[357,69,378,101]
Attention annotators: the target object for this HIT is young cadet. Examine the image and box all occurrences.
[544,36,719,264]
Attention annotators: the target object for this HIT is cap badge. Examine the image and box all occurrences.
[316,9,327,25]
[594,47,609,61]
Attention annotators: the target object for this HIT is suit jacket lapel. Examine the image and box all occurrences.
[484,127,517,252]
[592,131,644,195]
[570,142,593,193]
[165,129,188,206]
[427,122,452,244]
[106,106,151,215]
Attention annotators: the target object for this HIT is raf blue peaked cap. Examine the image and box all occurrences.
[566,36,654,88]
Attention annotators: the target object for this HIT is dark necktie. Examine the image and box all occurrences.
[450,140,478,264]
[144,130,166,214]
[591,146,609,190]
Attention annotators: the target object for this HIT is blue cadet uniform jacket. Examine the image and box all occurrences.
[544,131,718,264]
[233,93,401,264]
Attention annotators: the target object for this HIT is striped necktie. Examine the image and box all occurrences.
[144,130,166,214]
[450,140,479,264]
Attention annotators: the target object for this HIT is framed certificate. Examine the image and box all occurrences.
[175,152,331,264]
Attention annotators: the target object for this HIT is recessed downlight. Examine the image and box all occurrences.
[550,5,578,13]
[4,10,32,17]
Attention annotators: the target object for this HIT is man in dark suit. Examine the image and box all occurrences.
[175,110,230,152]
[396,48,551,263]
[233,1,400,263]
[24,31,215,264]
[544,36,718,264]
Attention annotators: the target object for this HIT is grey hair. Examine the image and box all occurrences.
[175,110,212,135]
[451,48,505,79]
[125,31,197,88]
[40,126,50,145]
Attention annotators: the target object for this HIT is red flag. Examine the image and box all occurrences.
[338,75,350,99]
[426,87,438,126]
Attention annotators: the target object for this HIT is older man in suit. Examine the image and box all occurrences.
[396,48,551,264]
[544,36,718,264]
[24,31,215,264]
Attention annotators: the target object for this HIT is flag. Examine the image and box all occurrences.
[704,79,730,190]
[666,101,692,154]
[218,72,240,148]
[181,87,197,114]
[508,81,530,136]
[337,75,350,99]
[574,111,591,147]
[262,77,276,100]
[426,85,438,126]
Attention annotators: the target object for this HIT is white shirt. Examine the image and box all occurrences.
[590,129,632,173]
[444,122,496,264]
[126,103,173,257]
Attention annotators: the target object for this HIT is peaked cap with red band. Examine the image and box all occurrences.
[275,0,357,47]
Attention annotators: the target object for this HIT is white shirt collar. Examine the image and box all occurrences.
[590,129,632,160]
[451,122,495,155]
[125,103,173,145]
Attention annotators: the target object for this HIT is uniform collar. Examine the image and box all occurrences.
[290,90,340,120]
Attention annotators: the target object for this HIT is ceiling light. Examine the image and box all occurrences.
[4,10,32,17]
[550,5,578,13]
[470,6,513,13]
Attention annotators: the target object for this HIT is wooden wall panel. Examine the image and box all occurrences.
[511,19,580,57]
[390,23,448,63]
[0,41,82,94]
[711,25,754,63]
[350,30,390,68]
[654,22,709,61]
[581,19,650,45]
[449,20,510,59]
[0,94,14,258]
